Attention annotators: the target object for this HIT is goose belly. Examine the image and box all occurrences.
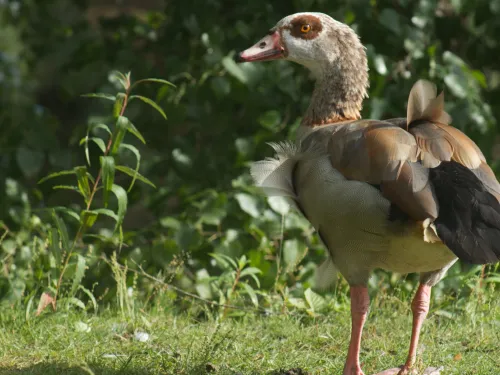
[294,156,456,275]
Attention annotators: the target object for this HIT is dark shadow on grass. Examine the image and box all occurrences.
[0,364,312,375]
[0,363,153,375]
[267,369,309,375]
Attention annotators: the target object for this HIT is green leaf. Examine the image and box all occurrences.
[100,156,115,208]
[38,170,75,184]
[78,286,98,312]
[75,166,91,204]
[237,255,248,270]
[129,95,167,119]
[82,93,116,101]
[116,165,156,191]
[484,276,500,284]
[160,216,181,229]
[90,136,107,155]
[53,185,84,196]
[93,208,118,222]
[111,184,128,230]
[119,143,141,189]
[239,267,263,277]
[240,267,262,288]
[74,321,91,333]
[241,282,258,307]
[283,239,307,272]
[52,207,80,222]
[122,116,146,144]
[443,51,466,67]
[210,253,238,270]
[374,55,388,75]
[304,288,327,313]
[80,136,107,165]
[67,297,86,310]
[82,234,112,242]
[267,196,290,215]
[52,211,70,252]
[48,228,61,264]
[444,73,467,98]
[132,78,176,89]
[80,210,98,232]
[25,294,35,321]
[288,297,307,310]
[90,123,112,135]
[235,193,260,218]
[109,71,129,90]
[222,56,248,84]
[110,116,128,155]
[113,93,126,118]
[258,110,281,131]
[119,143,141,160]
[70,255,87,297]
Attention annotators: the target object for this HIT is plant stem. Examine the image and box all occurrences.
[86,92,129,211]
[223,268,241,317]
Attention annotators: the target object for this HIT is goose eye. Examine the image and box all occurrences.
[300,24,311,33]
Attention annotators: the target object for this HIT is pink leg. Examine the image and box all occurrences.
[343,286,369,375]
[398,284,432,375]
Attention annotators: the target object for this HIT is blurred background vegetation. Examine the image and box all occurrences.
[1,0,500,316]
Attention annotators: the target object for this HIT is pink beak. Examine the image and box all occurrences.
[235,31,285,63]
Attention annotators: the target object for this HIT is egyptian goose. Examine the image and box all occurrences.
[235,12,500,375]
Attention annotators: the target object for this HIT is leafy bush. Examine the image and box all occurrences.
[0,0,499,317]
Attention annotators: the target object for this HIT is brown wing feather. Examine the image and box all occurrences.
[327,120,437,220]
[324,79,499,222]
[407,81,451,125]
[381,162,438,220]
[328,120,418,183]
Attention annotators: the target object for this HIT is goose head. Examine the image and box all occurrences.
[237,12,369,126]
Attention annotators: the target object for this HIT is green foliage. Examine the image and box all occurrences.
[0,0,499,320]
[0,66,171,314]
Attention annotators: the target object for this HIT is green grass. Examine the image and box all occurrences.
[0,292,499,375]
